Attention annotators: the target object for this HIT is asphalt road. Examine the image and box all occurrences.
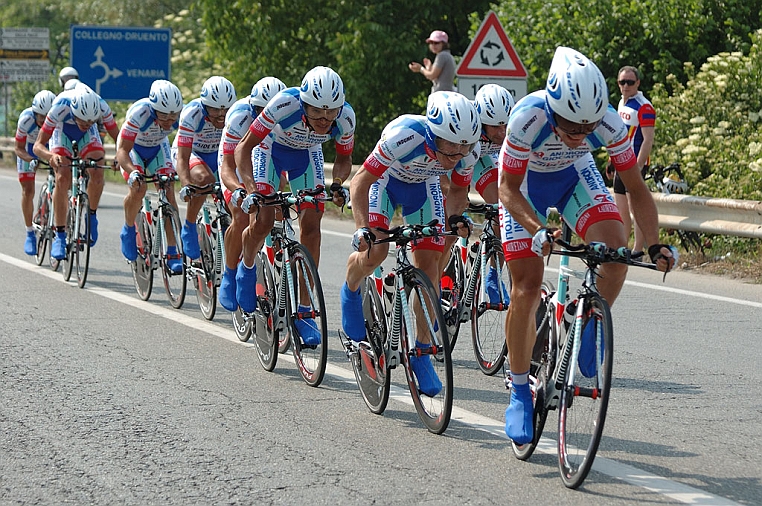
[1,167,760,505]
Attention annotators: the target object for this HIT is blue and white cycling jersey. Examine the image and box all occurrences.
[15,107,40,158]
[41,90,117,143]
[120,98,178,162]
[173,98,224,154]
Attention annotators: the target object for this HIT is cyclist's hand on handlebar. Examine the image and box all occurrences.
[351,227,375,253]
[29,159,39,171]
[648,244,679,274]
[231,188,246,209]
[330,180,349,209]
[241,193,261,214]
[531,227,561,256]
[127,170,143,188]
[179,185,194,202]
[447,214,472,239]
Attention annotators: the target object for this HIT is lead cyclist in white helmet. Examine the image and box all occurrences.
[339,91,480,396]
[215,76,286,312]
[231,66,355,346]
[117,79,185,271]
[497,46,675,446]
[33,84,119,260]
[173,75,236,261]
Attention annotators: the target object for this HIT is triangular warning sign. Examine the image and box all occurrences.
[456,11,527,78]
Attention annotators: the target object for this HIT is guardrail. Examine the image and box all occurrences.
[2,136,760,239]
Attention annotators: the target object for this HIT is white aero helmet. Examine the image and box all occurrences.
[544,46,608,126]
[299,66,345,109]
[250,76,286,108]
[63,78,81,91]
[32,90,57,116]
[149,80,183,114]
[70,86,101,122]
[474,84,515,126]
[662,174,689,194]
[200,76,237,109]
[426,91,481,145]
[58,66,79,87]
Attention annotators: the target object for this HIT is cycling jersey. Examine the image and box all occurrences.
[618,90,656,159]
[120,98,178,161]
[472,134,501,197]
[363,114,480,251]
[42,91,115,158]
[15,107,41,180]
[172,98,225,172]
[498,90,636,260]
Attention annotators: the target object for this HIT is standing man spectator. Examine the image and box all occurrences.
[610,66,656,254]
[408,30,456,93]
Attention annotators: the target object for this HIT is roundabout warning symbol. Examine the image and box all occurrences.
[456,11,527,78]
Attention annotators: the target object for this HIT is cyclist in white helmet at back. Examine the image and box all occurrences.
[117,79,185,272]
[15,90,56,256]
[339,90,480,396]
[232,66,355,345]
[497,46,675,446]
[58,66,79,90]
[33,84,119,261]
[173,75,237,261]
[216,76,286,312]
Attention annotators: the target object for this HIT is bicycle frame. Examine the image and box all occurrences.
[140,175,178,270]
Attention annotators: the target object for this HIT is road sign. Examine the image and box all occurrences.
[0,28,50,82]
[457,77,527,102]
[456,12,526,79]
[70,25,172,102]
[0,61,50,82]
[0,28,50,50]
[0,49,49,59]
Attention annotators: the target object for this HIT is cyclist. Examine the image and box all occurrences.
[217,76,286,311]
[498,46,675,445]
[58,67,79,90]
[340,91,479,396]
[234,66,354,345]
[117,80,184,273]
[173,76,237,261]
[15,90,56,255]
[33,84,119,260]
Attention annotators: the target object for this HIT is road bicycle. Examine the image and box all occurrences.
[645,162,707,255]
[61,140,115,288]
[441,202,510,375]
[184,183,230,320]
[234,188,328,387]
[339,221,454,434]
[31,159,58,270]
[131,172,187,308]
[509,224,657,488]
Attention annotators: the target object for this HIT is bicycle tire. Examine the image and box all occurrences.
[160,206,186,309]
[253,250,279,371]
[558,292,613,489]
[401,268,453,434]
[512,282,555,460]
[471,240,509,375]
[74,194,92,289]
[441,241,465,350]
[288,244,328,387]
[232,308,252,342]
[34,184,50,266]
[132,211,154,301]
[350,276,390,414]
[195,221,217,320]
[62,202,75,282]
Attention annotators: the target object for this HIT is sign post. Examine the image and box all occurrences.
[70,25,172,101]
[455,12,527,101]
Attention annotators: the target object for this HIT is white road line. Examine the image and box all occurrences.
[0,251,741,505]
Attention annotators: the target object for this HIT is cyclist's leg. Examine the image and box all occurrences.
[181,152,216,259]
[79,126,106,246]
[220,186,246,312]
[49,129,74,259]
[18,159,37,254]
[119,153,147,261]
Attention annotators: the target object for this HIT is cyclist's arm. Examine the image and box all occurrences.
[174,144,193,187]
[332,152,352,185]
[619,168,660,246]
[106,123,120,143]
[115,135,137,174]
[348,165,380,230]
[637,126,655,170]
[234,130,264,194]
[219,152,244,193]
[444,182,469,228]
[33,130,59,169]
[14,138,33,163]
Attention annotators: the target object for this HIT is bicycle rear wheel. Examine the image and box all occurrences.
[62,203,75,281]
[471,241,509,375]
[132,212,154,301]
[288,244,328,387]
[232,308,252,342]
[558,292,613,489]
[195,221,217,320]
[160,206,186,309]
[401,268,453,434]
[253,250,279,371]
[441,241,465,350]
[349,276,390,414]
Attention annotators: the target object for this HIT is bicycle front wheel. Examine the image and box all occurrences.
[471,241,510,375]
[558,292,613,489]
[349,276,390,414]
[401,268,453,434]
[34,184,50,266]
[195,221,217,320]
[62,202,75,281]
[132,211,154,301]
[252,250,279,371]
[160,206,186,309]
[441,241,465,350]
[288,244,328,387]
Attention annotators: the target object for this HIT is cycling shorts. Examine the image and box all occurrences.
[17,146,37,182]
[50,123,103,161]
[252,140,325,212]
[120,139,174,182]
